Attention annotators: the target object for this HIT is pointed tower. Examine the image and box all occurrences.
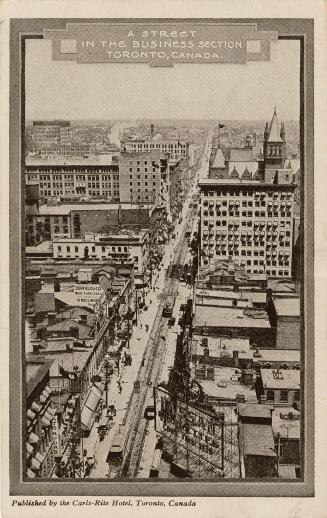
[263,107,286,170]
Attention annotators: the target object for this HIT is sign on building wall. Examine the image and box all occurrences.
[154,386,225,476]
[51,414,61,457]
[74,284,103,309]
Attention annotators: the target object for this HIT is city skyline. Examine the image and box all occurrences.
[25,39,300,122]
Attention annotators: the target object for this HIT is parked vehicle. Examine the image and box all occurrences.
[144,406,155,420]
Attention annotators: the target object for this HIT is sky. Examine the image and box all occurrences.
[25,39,300,122]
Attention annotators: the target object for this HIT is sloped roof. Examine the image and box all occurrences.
[212,147,226,169]
[229,148,253,162]
[240,423,276,457]
[228,161,259,176]
[268,108,283,142]
[238,403,273,419]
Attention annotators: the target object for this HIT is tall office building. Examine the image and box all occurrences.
[31,120,72,148]
[199,109,297,278]
[119,150,169,209]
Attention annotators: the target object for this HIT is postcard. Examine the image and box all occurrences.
[1,1,326,517]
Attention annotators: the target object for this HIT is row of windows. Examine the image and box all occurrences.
[203,220,292,228]
[203,211,293,219]
[57,245,129,253]
[129,174,157,180]
[203,191,293,198]
[266,390,300,403]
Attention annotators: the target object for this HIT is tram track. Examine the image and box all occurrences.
[109,198,195,479]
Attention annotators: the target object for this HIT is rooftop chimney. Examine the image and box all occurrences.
[233,350,239,367]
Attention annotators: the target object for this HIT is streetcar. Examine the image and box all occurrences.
[107,426,127,463]
[144,405,155,420]
[162,295,175,318]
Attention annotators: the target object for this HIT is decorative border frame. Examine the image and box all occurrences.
[9,17,314,497]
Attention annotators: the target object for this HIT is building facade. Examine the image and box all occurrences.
[31,120,72,148]
[25,202,158,245]
[199,179,295,278]
[258,368,300,406]
[52,230,149,274]
[119,151,169,210]
[25,157,119,202]
[123,138,189,164]
[199,109,297,279]
[26,357,57,478]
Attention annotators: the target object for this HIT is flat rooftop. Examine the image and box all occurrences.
[192,335,251,359]
[193,305,270,329]
[238,403,273,419]
[196,289,267,304]
[198,179,294,187]
[196,366,257,403]
[240,423,276,457]
[53,229,148,242]
[261,369,300,390]
[252,349,300,363]
[274,298,300,317]
[25,154,119,167]
[272,407,300,439]
[38,202,154,215]
[26,241,53,254]
[267,279,296,293]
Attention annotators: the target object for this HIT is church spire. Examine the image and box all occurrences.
[267,107,283,142]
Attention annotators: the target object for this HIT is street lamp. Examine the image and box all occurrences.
[104,354,113,407]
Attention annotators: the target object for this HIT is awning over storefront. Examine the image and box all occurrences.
[41,415,51,427]
[28,432,39,445]
[26,442,33,455]
[30,457,41,471]
[35,452,45,464]
[81,384,103,432]
[31,402,41,414]
[27,409,36,421]
[40,387,51,403]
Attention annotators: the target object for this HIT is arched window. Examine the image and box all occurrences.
[66,246,70,252]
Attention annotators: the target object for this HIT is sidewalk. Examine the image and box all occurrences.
[83,190,197,477]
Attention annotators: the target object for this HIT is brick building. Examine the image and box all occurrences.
[238,403,277,478]
[258,368,300,406]
[26,357,57,478]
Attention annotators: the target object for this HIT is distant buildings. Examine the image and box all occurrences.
[123,137,189,164]
[31,120,72,149]
[25,155,120,202]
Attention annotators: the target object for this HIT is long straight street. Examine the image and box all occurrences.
[85,139,211,478]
